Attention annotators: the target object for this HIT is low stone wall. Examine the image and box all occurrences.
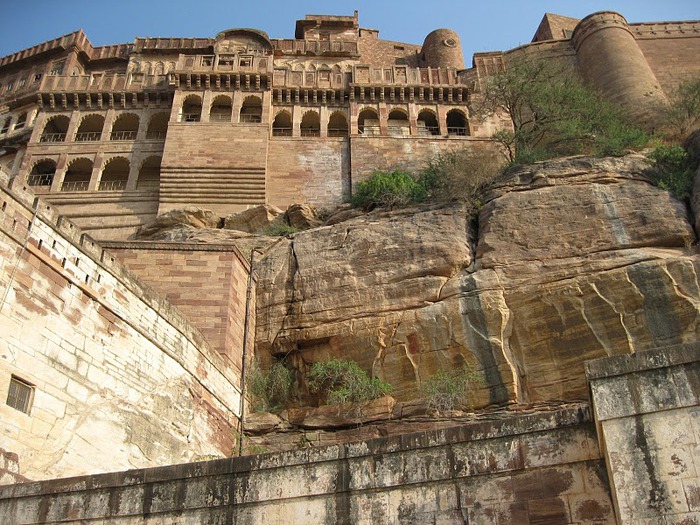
[0,405,615,524]
[587,343,700,524]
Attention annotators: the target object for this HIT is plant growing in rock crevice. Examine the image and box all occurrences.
[307,358,391,406]
[422,363,483,412]
[247,359,293,413]
[645,144,697,201]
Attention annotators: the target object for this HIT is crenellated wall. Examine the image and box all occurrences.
[0,172,245,481]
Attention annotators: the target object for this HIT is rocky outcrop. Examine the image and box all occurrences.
[253,155,699,409]
[132,206,220,240]
[223,204,283,233]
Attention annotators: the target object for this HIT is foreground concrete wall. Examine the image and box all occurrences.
[0,173,242,481]
[587,344,700,524]
[0,406,615,524]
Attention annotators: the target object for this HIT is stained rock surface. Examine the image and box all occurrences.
[253,155,699,407]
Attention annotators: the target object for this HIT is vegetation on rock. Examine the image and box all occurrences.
[422,364,483,412]
[645,144,697,201]
[248,360,293,412]
[264,222,301,237]
[475,57,648,164]
[307,358,392,405]
[350,170,428,210]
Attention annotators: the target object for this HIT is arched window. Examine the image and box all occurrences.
[75,114,105,141]
[300,111,320,137]
[358,108,379,136]
[110,113,139,140]
[417,110,440,136]
[1,117,11,134]
[447,110,469,136]
[137,156,161,190]
[240,95,262,123]
[146,112,169,140]
[40,115,70,142]
[210,95,233,122]
[181,95,202,122]
[388,109,410,137]
[328,111,348,137]
[27,159,56,187]
[62,158,93,192]
[14,112,28,130]
[272,111,292,136]
[99,157,130,191]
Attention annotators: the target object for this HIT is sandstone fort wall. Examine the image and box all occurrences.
[0,173,244,481]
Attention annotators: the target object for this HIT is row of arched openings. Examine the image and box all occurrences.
[27,156,161,192]
[39,113,169,143]
[180,94,262,123]
[357,108,469,137]
[271,111,349,137]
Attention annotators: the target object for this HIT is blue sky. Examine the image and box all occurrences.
[1,1,698,63]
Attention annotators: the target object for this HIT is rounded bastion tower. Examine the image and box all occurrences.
[572,11,668,128]
[421,29,465,69]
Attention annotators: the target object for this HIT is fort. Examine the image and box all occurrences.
[1,10,700,524]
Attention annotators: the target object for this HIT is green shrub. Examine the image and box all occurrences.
[351,170,427,210]
[418,148,502,212]
[247,360,293,412]
[646,144,696,200]
[422,364,483,412]
[307,358,391,405]
[264,222,300,237]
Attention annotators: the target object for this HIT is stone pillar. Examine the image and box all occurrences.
[126,155,139,191]
[101,109,115,141]
[50,154,68,193]
[572,11,668,129]
[201,90,213,123]
[170,91,184,123]
[65,110,81,142]
[28,112,47,144]
[232,91,243,123]
[585,343,700,524]
[89,154,103,191]
[378,103,388,135]
[319,105,329,137]
[292,105,302,137]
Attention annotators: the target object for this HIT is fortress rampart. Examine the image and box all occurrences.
[0,169,247,481]
[2,10,697,240]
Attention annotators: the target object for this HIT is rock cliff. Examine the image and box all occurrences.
[254,154,699,410]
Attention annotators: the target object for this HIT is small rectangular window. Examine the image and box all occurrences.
[131,73,144,83]
[6,376,34,414]
[239,57,252,68]
[34,73,42,82]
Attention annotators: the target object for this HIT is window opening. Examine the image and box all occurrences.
[6,376,33,414]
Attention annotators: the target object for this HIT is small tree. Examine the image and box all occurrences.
[307,359,391,405]
[663,76,700,139]
[645,144,697,201]
[474,56,647,163]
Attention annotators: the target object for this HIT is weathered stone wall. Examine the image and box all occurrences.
[104,241,252,375]
[587,344,700,524]
[267,137,350,208]
[0,406,616,524]
[0,173,242,481]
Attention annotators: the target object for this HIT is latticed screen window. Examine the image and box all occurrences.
[6,376,33,414]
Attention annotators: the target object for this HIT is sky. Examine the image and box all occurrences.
[1,1,698,63]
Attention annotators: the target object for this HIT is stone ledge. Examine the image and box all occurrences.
[585,342,700,380]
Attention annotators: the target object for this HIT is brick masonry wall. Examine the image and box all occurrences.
[160,122,269,216]
[0,173,242,482]
[105,243,252,377]
[587,343,700,524]
[267,138,349,208]
[0,405,616,524]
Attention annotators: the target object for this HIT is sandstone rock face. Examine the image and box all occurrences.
[286,203,323,230]
[254,155,700,408]
[133,207,219,239]
[224,204,283,233]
